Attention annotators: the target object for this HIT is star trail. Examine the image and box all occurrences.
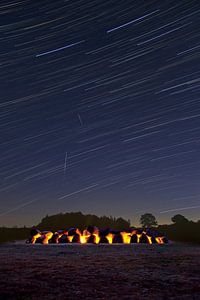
[0,0,200,226]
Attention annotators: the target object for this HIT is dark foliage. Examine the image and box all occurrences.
[171,214,189,224]
[140,213,158,228]
[1,212,199,244]
[158,215,200,244]
[0,227,30,243]
[36,211,130,231]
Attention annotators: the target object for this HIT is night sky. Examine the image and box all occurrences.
[1,0,200,227]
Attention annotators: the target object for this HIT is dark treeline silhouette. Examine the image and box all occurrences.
[0,212,200,244]
[139,213,200,244]
[0,212,130,243]
[37,211,130,231]
[158,214,200,244]
[0,227,30,244]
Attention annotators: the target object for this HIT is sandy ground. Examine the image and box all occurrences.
[0,242,200,300]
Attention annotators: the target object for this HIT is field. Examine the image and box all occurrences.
[0,242,200,299]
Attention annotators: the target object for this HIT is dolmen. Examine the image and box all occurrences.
[27,226,168,244]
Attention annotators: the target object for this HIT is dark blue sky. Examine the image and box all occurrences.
[1,0,200,227]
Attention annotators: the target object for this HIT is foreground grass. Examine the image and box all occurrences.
[0,243,200,299]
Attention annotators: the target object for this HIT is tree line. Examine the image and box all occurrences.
[157,214,200,244]
[140,213,200,244]
[37,211,130,231]
[0,212,200,244]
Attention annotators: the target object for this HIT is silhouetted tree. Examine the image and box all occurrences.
[171,214,189,224]
[140,213,157,228]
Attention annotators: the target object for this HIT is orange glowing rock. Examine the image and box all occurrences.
[136,234,142,243]
[42,231,53,244]
[105,233,114,244]
[146,235,152,244]
[93,233,101,244]
[27,226,168,245]
[79,230,91,244]
[67,236,74,243]
[120,232,132,244]
[155,237,165,244]
[31,232,42,244]
[54,231,65,243]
